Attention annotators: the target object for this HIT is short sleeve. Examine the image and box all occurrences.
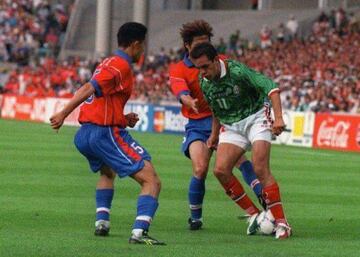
[90,64,122,97]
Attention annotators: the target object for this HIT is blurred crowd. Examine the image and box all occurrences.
[238,9,360,113]
[0,2,359,113]
[0,0,72,65]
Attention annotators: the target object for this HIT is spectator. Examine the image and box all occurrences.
[286,14,299,40]
[260,25,272,49]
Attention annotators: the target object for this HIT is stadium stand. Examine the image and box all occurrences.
[0,1,359,113]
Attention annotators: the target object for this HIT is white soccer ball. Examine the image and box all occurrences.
[257,210,275,235]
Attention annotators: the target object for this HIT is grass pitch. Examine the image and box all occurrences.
[0,119,359,257]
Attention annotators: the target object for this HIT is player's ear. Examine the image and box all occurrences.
[129,40,139,47]
[184,42,191,52]
[132,40,141,47]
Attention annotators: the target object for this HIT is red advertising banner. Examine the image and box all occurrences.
[0,95,79,125]
[313,113,360,152]
[1,95,34,121]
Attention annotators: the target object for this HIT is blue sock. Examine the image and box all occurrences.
[133,195,159,231]
[188,176,205,220]
[95,189,114,225]
[239,160,262,197]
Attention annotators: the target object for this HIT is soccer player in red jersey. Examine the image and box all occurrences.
[169,20,265,230]
[50,22,165,245]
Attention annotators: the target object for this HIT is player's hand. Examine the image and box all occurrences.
[50,111,66,131]
[207,133,219,150]
[189,98,199,114]
[181,95,199,114]
[125,112,139,128]
[272,117,286,136]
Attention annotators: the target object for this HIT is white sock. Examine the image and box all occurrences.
[132,228,144,237]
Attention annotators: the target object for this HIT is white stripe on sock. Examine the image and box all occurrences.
[268,202,282,209]
[136,215,152,223]
[189,204,202,210]
[96,207,110,213]
[250,179,260,189]
[234,193,246,202]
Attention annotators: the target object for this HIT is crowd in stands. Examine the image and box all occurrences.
[236,9,360,113]
[0,2,359,114]
[0,0,72,65]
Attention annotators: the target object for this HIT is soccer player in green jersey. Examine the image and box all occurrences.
[170,20,265,231]
[189,42,292,239]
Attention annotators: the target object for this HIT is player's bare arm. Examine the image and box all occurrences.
[50,83,95,130]
[179,94,199,113]
[269,91,285,136]
[207,113,220,150]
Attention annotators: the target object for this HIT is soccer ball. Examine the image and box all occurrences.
[257,210,275,235]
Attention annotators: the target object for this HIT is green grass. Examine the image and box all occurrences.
[1,119,359,257]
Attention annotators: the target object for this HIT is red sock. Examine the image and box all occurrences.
[222,176,259,215]
[263,182,287,224]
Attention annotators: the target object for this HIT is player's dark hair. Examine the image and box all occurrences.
[117,22,147,47]
[190,42,218,61]
[180,20,213,46]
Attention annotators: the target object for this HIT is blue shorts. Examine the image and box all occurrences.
[181,116,212,159]
[74,123,151,178]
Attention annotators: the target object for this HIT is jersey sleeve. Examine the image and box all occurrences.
[90,65,122,97]
[168,63,190,100]
[237,62,279,96]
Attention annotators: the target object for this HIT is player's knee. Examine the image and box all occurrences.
[153,176,162,192]
[145,173,161,192]
[213,165,228,180]
[193,163,209,179]
[252,163,270,182]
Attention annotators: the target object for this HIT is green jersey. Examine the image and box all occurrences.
[200,59,278,125]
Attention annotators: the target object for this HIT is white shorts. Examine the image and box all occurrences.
[219,105,272,151]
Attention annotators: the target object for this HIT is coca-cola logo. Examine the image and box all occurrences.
[317,118,350,148]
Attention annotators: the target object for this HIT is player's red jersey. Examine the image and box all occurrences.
[78,50,133,127]
[169,54,227,120]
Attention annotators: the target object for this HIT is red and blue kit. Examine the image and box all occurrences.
[169,55,228,157]
[74,50,150,177]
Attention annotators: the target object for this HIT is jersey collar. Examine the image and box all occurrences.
[183,53,195,67]
[114,49,133,67]
[219,59,227,78]
[203,59,227,82]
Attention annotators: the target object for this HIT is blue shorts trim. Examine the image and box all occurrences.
[74,123,151,178]
[181,116,212,159]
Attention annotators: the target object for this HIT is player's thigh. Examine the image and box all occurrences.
[188,140,212,177]
[215,143,246,174]
[182,129,210,159]
[248,120,272,173]
[234,154,249,168]
[130,160,161,187]
[217,129,248,172]
[251,140,271,176]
